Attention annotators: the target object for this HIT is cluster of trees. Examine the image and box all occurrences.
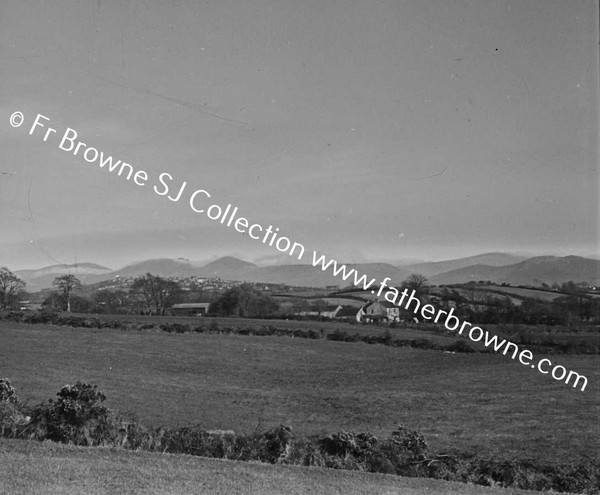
[209,283,279,318]
[36,271,279,318]
[0,267,188,315]
[44,273,184,316]
[130,274,182,315]
[366,274,598,326]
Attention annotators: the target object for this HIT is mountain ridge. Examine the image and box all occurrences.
[406,252,527,277]
[12,253,599,290]
[430,255,600,286]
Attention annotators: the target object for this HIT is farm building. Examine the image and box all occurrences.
[169,302,211,316]
[335,306,361,321]
[296,304,342,318]
[358,300,400,323]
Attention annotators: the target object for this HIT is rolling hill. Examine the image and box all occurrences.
[431,255,600,286]
[103,258,198,279]
[196,256,258,279]
[406,252,527,278]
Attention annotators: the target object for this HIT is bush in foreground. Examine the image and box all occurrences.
[23,381,118,446]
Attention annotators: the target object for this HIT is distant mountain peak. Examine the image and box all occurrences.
[203,256,257,268]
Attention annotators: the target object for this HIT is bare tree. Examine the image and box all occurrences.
[402,273,430,296]
[52,274,82,312]
[0,267,26,310]
[131,273,182,315]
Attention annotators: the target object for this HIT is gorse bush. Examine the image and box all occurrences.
[25,382,116,445]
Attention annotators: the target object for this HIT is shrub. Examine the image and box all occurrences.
[326,329,349,341]
[256,424,294,463]
[0,401,27,438]
[0,378,19,405]
[410,338,441,351]
[162,426,236,458]
[25,382,117,445]
[316,426,431,474]
[0,378,28,438]
[159,322,190,333]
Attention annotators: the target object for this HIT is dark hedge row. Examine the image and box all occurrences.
[2,310,596,355]
[0,380,597,494]
[1,310,477,353]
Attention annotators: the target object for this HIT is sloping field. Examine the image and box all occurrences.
[0,321,597,463]
[448,286,564,302]
[442,285,600,303]
[0,438,548,495]
[482,286,569,301]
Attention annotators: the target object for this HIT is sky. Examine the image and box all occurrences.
[1,0,598,271]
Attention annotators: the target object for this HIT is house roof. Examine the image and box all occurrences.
[336,306,359,317]
[171,303,211,309]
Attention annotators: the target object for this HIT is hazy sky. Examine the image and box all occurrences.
[1,0,598,270]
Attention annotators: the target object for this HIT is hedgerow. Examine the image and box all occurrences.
[2,310,597,355]
[1,311,478,353]
[0,381,597,493]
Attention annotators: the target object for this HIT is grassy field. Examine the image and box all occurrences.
[0,438,547,495]
[0,320,598,465]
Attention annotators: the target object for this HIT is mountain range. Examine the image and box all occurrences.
[429,255,600,286]
[13,253,600,291]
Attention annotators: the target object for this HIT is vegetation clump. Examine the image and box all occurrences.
[23,382,117,446]
[0,378,28,438]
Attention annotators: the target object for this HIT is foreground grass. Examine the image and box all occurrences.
[0,438,548,495]
[0,321,598,463]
